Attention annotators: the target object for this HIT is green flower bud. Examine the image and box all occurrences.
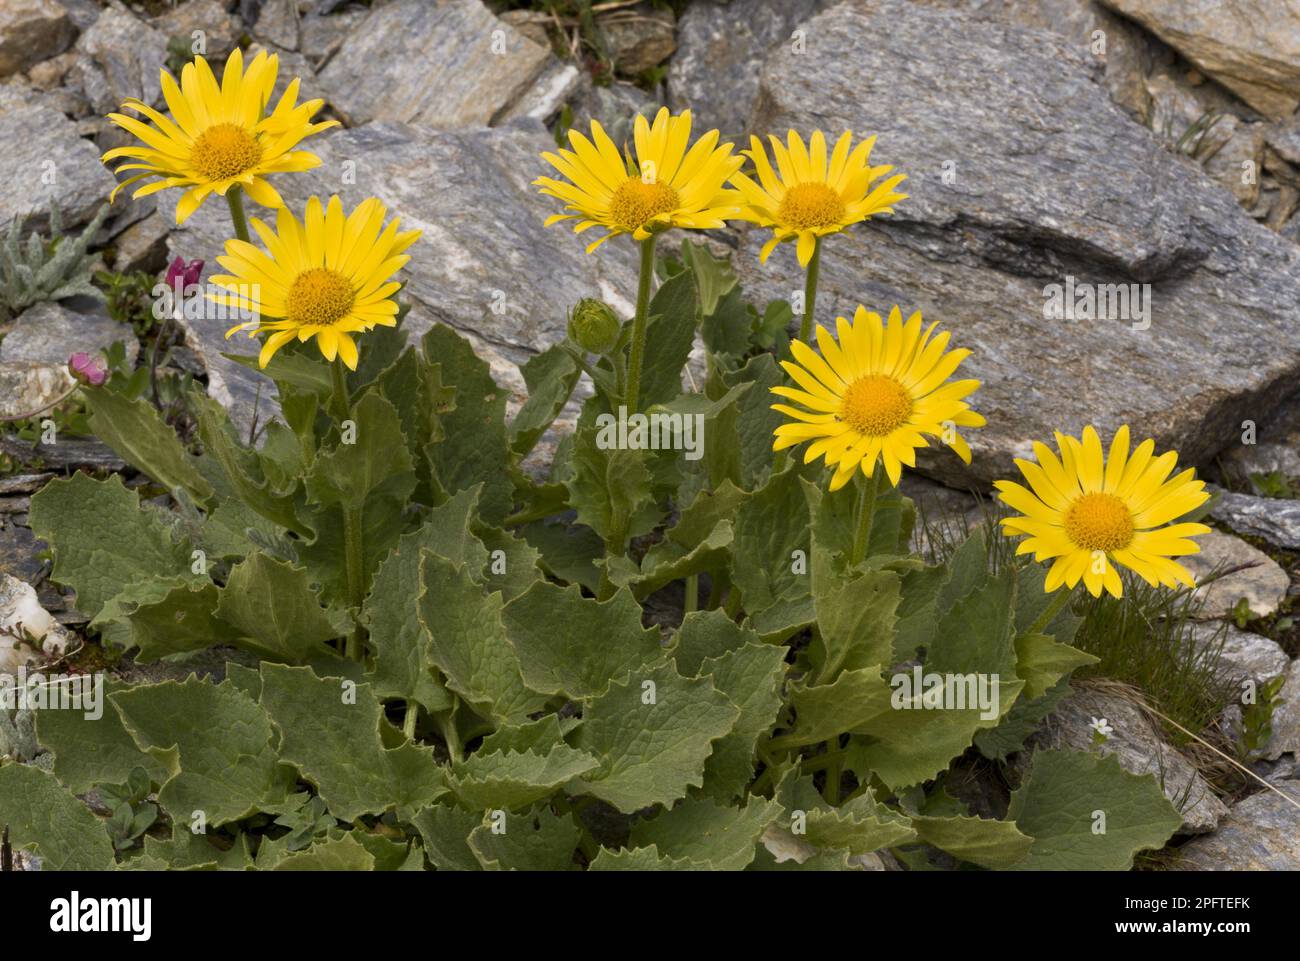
[567,298,621,355]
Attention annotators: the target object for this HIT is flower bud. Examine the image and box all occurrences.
[567,298,621,355]
[165,255,204,292]
[68,351,107,387]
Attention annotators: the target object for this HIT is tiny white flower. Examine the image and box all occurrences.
[1089,716,1114,738]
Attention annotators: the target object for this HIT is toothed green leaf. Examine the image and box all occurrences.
[0,764,114,870]
[215,553,339,663]
[467,807,581,871]
[629,795,781,870]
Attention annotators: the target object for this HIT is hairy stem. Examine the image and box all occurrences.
[799,236,822,343]
[331,359,366,661]
[849,464,882,566]
[225,185,251,244]
[622,235,657,413]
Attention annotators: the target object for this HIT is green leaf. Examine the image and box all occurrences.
[0,764,115,870]
[424,325,512,524]
[86,384,213,503]
[215,553,339,662]
[271,833,376,871]
[410,804,484,871]
[811,568,900,684]
[672,609,758,678]
[124,582,229,662]
[520,519,603,592]
[568,660,740,813]
[588,844,702,870]
[911,814,1033,869]
[111,677,293,826]
[510,343,582,459]
[305,391,416,512]
[638,269,698,406]
[679,238,737,318]
[448,746,599,812]
[259,663,447,821]
[1008,749,1182,871]
[35,680,167,793]
[630,795,780,870]
[503,581,662,699]
[27,473,197,620]
[731,462,810,614]
[1015,633,1098,700]
[564,425,660,549]
[694,642,787,801]
[720,353,785,491]
[783,668,893,748]
[467,807,581,871]
[415,551,546,724]
[777,777,915,856]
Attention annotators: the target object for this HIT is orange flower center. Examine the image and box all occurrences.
[840,375,912,436]
[779,182,846,231]
[286,268,355,327]
[190,123,263,182]
[609,177,680,232]
[1064,492,1135,553]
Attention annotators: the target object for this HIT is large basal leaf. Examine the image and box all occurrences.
[811,568,901,684]
[35,680,167,794]
[693,642,787,802]
[671,609,757,678]
[568,660,740,813]
[259,663,446,822]
[86,384,213,503]
[415,550,546,724]
[502,581,661,700]
[305,390,416,512]
[215,553,340,662]
[410,803,486,871]
[628,795,781,870]
[124,581,229,662]
[588,845,702,870]
[423,325,512,525]
[563,425,659,549]
[270,833,376,871]
[638,269,698,407]
[910,814,1034,869]
[27,473,200,622]
[467,807,581,871]
[111,677,293,827]
[783,667,893,748]
[447,746,599,812]
[0,764,115,870]
[731,462,811,614]
[1007,748,1183,871]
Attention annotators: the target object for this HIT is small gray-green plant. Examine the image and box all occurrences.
[1237,674,1286,761]
[0,203,107,320]
[99,766,160,852]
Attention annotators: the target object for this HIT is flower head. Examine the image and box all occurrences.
[772,306,983,490]
[211,195,421,370]
[534,108,743,252]
[166,256,204,292]
[731,131,907,267]
[68,352,108,387]
[568,298,621,355]
[995,426,1211,599]
[102,48,337,224]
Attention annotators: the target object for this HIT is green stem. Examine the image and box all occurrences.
[403,700,418,740]
[684,574,698,614]
[331,359,366,662]
[225,185,251,244]
[849,464,882,566]
[623,235,657,414]
[799,236,822,343]
[1023,587,1074,637]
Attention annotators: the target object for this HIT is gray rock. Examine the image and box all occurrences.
[1182,529,1290,618]
[69,1,169,116]
[0,362,74,421]
[254,0,299,52]
[319,0,552,130]
[571,79,660,146]
[298,8,367,65]
[1186,622,1290,689]
[1202,119,1266,209]
[497,61,583,126]
[1032,684,1228,833]
[0,0,77,79]
[0,103,114,235]
[0,302,139,368]
[1207,486,1300,549]
[153,0,243,61]
[0,515,44,584]
[736,0,1300,488]
[1097,0,1300,120]
[110,211,171,274]
[0,434,126,473]
[167,119,639,435]
[1175,779,1300,870]
[599,3,675,76]
[667,0,829,142]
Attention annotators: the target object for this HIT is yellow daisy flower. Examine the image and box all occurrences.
[534,107,743,253]
[995,426,1211,599]
[732,130,908,266]
[101,48,337,224]
[772,305,984,490]
[211,195,421,370]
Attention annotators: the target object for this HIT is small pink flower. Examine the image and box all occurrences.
[165,256,204,292]
[68,351,108,387]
